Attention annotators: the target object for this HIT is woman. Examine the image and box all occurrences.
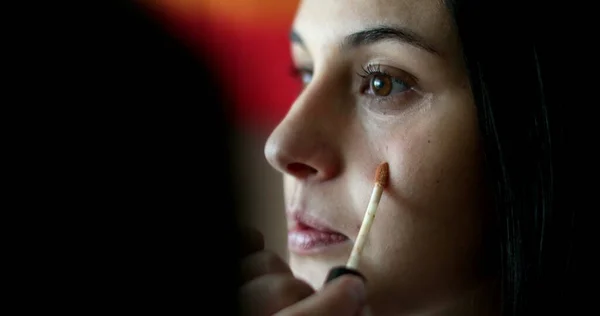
[239,0,576,315]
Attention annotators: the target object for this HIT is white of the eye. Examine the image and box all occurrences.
[373,77,408,94]
[301,72,312,85]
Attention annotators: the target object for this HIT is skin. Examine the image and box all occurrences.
[251,0,499,314]
[239,227,368,316]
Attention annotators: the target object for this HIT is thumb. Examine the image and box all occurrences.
[274,275,366,316]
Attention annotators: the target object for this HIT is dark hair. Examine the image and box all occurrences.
[445,1,577,315]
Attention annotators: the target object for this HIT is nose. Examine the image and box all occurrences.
[264,85,343,181]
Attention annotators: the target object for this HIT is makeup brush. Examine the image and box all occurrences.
[324,162,389,283]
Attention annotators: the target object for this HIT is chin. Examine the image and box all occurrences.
[289,253,349,289]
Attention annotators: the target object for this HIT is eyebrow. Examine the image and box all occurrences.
[290,26,439,55]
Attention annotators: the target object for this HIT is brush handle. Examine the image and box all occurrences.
[324,266,366,284]
[346,183,383,269]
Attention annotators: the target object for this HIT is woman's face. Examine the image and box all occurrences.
[264,0,490,314]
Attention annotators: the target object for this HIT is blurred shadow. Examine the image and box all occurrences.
[41,1,241,313]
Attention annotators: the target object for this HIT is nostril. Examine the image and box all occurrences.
[286,163,318,178]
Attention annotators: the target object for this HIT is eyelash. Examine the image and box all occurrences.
[358,63,387,78]
[357,63,414,97]
[290,63,416,103]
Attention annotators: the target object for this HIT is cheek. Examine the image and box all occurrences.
[283,176,297,202]
[358,113,487,302]
[383,112,484,217]
[371,108,486,264]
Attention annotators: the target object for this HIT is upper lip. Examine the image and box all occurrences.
[287,210,347,235]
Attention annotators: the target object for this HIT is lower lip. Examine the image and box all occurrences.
[287,227,349,255]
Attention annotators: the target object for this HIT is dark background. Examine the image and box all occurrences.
[12,1,243,313]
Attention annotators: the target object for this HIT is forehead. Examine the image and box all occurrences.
[293,0,457,56]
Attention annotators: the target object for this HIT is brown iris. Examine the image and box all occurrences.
[371,75,392,96]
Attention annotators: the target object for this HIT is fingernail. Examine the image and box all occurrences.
[346,276,366,303]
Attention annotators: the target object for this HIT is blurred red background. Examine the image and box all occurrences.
[138,0,300,257]
[142,0,301,131]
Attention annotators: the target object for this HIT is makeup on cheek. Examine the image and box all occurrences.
[324,162,389,284]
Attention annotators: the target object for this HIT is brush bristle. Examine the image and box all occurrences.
[375,162,389,188]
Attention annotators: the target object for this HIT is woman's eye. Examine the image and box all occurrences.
[291,67,313,87]
[367,74,410,96]
[300,71,313,86]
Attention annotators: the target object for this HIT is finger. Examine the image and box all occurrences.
[274,275,366,316]
[240,250,292,283]
[239,274,315,316]
[239,226,264,257]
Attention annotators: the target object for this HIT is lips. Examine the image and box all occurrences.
[287,212,349,255]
